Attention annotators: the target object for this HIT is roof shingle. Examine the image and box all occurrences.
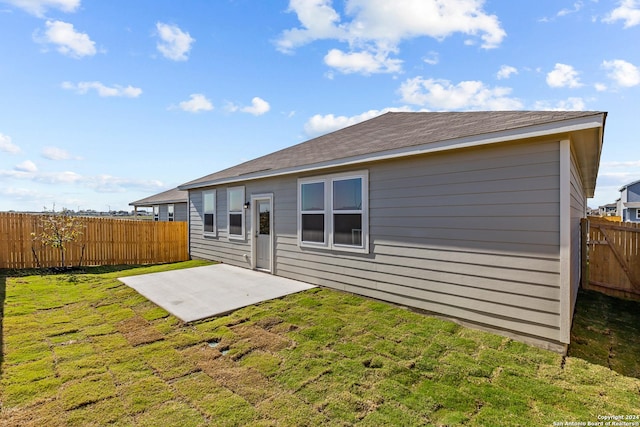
[180,111,605,189]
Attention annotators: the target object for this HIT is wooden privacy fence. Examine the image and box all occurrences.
[583,217,640,300]
[0,212,189,269]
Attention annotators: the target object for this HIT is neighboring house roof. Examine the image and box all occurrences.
[599,203,617,209]
[619,179,640,192]
[179,111,607,197]
[129,187,188,207]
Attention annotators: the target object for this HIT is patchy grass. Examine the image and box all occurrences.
[1,262,639,426]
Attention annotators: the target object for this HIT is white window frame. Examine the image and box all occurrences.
[298,178,328,247]
[298,170,368,254]
[636,210,640,220]
[227,186,245,240]
[167,204,174,222]
[153,205,159,222]
[203,190,216,236]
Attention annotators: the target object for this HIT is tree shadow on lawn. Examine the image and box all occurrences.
[569,288,640,379]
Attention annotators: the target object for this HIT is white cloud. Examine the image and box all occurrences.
[304,107,414,136]
[546,63,582,88]
[604,0,640,28]
[0,133,21,154]
[533,97,586,111]
[42,146,82,160]
[423,51,439,65]
[398,77,523,110]
[61,81,142,97]
[496,65,518,80]
[324,48,402,74]
[86,175,164,193]
[241,97,271,116]
[35,20,96,58]
[594,83,608,92]
[156,22,194,61]
[557,1,583,17]
[177,94,213,113]
[226,97,271,115]
[2,0,80,17]
[14,160,37,173]
[602,59,640,87]
[276,0,506,74]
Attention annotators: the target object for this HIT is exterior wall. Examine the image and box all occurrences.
[189,139,564,348]
[621,183,640,222]
[174,203,188,222]
[155,203,188,221]
[568,145,586,322]
[627,183,640,202]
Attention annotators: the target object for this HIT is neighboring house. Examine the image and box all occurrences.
[129,187,188,222]
[598,203,618,217]
[618,179,640,222]
[178,111,607,352]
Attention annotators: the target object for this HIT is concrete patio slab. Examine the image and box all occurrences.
[118,263,316,322]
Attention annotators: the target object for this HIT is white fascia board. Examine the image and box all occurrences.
[179,115,605,190]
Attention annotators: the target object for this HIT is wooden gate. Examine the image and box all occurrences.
[584,217,640,300]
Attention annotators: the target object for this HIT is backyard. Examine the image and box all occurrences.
[1,261,639,426]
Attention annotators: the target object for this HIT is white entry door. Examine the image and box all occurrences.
[253,197,272,272]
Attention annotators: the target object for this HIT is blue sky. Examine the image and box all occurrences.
[1,0,639,212]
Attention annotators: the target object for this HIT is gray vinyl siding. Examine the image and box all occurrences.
[155,203,187,221]
[569,148,585,317]
[189,139,564,345]
[174,203,188,222]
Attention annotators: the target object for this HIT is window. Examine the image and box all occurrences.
[203,190,216,234]
[168,204,174,222]
[636,210,640,220]
[333,177,363,247]
[228,187,245,239]
[300,181,325,244]
[298,171,368,253]
[153,205,159,222]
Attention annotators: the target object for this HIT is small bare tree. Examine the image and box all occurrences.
[31,207,85,268]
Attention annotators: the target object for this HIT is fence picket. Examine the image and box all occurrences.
[0,212,188,269]
[586,217,640,300]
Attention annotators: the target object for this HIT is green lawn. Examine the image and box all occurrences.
[1,261,639,426]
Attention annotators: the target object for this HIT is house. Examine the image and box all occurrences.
[618,179,640,222]
[129,187,188,221]
[598,203,618,217]
[178,111,607,352]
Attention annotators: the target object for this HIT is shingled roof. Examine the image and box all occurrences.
[179,111,606,190]
[129,187,187,207]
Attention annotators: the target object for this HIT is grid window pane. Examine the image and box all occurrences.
[229,189,243,212]
[204,213,214,232]
[333,178,362,210]
[334,214,362,246]
[301,182,325,211]
[229,213,242,236]
[301,214,324,243]
[204,192,214,212]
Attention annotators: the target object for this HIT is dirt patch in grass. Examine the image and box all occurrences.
[117,315,165,346]
[1,262,640,426]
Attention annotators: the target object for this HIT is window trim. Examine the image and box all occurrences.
[203,189,216,236]
[227,186,245,240]
[153,205,159,222]
[299,178,328,247]
[167,204,174,222]
[636,210,640,220]
[298,170,368,254]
